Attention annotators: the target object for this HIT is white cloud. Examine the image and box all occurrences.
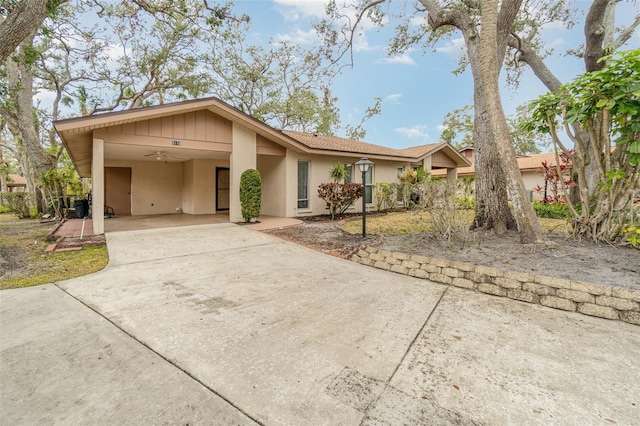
[104,43,129,62]
[381,53,416,65]
[353,32,378,52]
[273,0,330,20]
[542,20,571,32]
[395,124,430,142]
[546,37,567,49]
[274,28,318,45]
[409,15,427,27]
[435,37,465,57]
[34,89,57,106]
[436,124,447,132]
[274,0,384,52]
[385,93,402,104]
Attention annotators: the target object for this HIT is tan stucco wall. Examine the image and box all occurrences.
[92,139,105,234]
[257,155,287,217]
[521,171,544,201]
[182,160,194,213]
[182,159,220,214]
[289,153,408,217]
[105,160,184,215]
[230,123,257,222]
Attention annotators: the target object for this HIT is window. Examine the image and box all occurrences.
[297,161,310,209]
[347,163,373,204]
[364,166,373,204]
[344,163,353,183]
[397,167,404,202]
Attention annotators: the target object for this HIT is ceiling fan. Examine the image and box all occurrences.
[144,151,188,161]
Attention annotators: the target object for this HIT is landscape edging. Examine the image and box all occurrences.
[352,246,640,326]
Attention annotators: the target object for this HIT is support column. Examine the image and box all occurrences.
[92,138,105,234]
[447,167,458,192]
[447,167,458,186]
[422,156,432,173]
[229,123,257,223]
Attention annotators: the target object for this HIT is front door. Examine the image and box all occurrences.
[216,167,230,211]
[105,167,132,216]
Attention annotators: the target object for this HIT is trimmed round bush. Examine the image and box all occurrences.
[240,169,262,222]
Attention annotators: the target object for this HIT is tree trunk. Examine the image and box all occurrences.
[0,144,7,193]
[421,0,529,237]
[0,0,51,63]
[478,0,546,244]
[470,87,516,233]
[3,39,57,212]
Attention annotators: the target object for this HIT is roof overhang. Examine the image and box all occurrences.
[54,97,471,177]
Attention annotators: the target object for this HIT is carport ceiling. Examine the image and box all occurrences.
[104,144,229,162]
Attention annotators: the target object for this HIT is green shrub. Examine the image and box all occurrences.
[240,169,262,221]
[329,163,348,182]
[532,201,571,219]
[622,226,640,248]
[0,204,10,214]
[0,192,32,218]
[454,195,476,210]
[373,182,399,212]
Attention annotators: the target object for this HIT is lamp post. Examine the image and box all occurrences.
[355,158,373,238]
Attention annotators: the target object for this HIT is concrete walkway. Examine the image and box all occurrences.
[1,224,639,425]
[52,213,303,237]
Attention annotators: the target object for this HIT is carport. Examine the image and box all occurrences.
[54,98,296,235]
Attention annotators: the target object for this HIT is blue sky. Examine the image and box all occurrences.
[232,0,640,149]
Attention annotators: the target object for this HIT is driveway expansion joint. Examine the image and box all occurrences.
[53,282,263,426]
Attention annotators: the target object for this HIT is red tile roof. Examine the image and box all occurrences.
[432,151,561,176]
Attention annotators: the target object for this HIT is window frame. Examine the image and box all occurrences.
[297,160,310,210]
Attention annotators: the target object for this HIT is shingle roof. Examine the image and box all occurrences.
[432,151,562,176]
[7,174,26,186]
[282,130,442,159]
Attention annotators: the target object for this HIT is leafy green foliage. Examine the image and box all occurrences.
[622,226,640,248]
[317,182,363,220]
[528,50,640,242]
[239,169,261,222]
[397,166,429,208]
[454,195,476,210]
[441,103,549,153]
[532,200,571,219]
[373,182,399,212]
[0,192,32,218]
[440,105,474,147]
[529,50,640,166]
[329,163,348,183]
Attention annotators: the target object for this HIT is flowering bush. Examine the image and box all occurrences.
[317,182,363,220]
[534,151,573,203]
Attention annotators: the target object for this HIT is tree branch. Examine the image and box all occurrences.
[613,13,640,50]
[584,0,610,72]
[0,0,48,63]
[507,35,562,91]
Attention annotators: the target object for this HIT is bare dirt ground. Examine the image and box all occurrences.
[266,217,640,290]
[0,216,55,279]
[2,214,637,290]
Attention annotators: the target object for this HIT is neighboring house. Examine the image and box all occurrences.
[432,147,565,200]
[54,97,469,235]
[6,174,27,192]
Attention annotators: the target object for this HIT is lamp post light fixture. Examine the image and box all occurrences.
[354,158,374,238]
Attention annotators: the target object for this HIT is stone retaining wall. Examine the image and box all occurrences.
[352,246,640,326]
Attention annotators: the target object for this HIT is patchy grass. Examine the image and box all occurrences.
[0,213,109,290]
[342,209,569,235]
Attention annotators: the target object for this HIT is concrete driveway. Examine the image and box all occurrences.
[1,224,639,425]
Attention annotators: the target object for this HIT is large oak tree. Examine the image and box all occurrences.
[316,0,550,242]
